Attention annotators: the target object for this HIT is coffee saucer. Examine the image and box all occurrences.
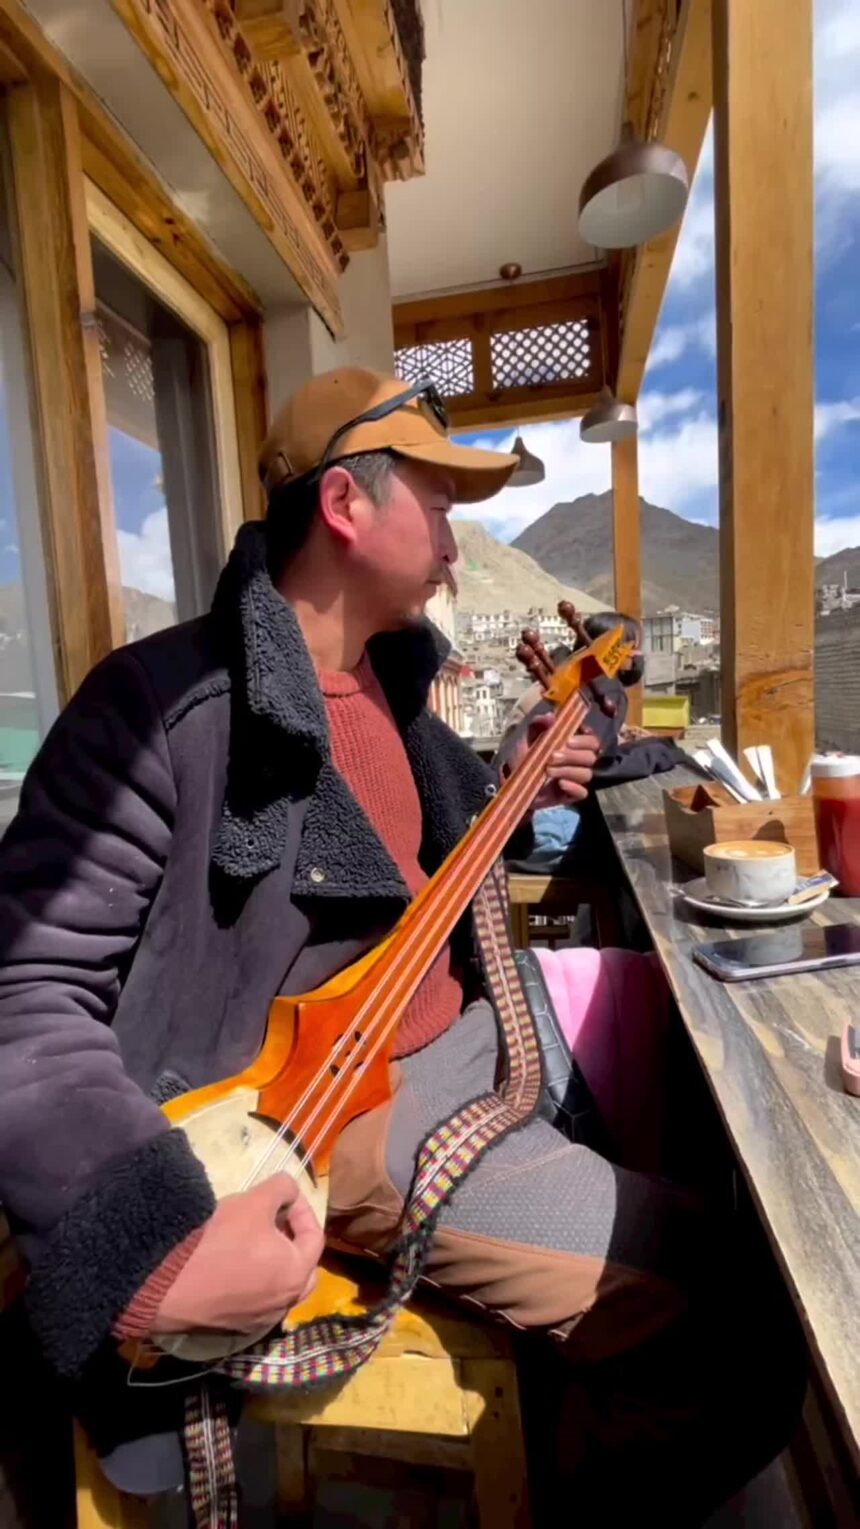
[681,878,830,923]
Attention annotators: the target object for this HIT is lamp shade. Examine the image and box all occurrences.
[579,388,638,445]
[578,136,688,250]
[510,435,545,486]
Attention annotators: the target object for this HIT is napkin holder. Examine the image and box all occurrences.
[663,783,818,876]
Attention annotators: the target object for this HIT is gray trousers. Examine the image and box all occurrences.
[327,1000,806,1524]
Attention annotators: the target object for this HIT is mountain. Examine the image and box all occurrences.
[513,491,720,615]
[453,520,602,615]
[814,547,860,589]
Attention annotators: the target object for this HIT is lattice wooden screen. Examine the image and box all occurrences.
[489,319,593,388]
[396,338,474,396]
[393,274,605,429]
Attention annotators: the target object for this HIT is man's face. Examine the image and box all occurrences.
[349,459,458,629]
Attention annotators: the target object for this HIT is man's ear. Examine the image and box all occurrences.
[317,465,359,548]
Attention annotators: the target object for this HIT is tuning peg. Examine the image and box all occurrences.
[557,601,588,647]
[516,632,555,689]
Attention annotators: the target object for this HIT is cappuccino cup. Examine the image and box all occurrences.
[703,840,796,906]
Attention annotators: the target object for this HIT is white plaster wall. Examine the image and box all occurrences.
[264,238,395,417]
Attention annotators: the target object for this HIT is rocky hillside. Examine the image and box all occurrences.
[814,547,860,590]
[513,491,720,614]
[453,519,602,615]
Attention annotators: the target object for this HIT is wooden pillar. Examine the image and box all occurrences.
[611,434,642,725]
[7,73,123,698]
[229,317,268,522]
[713,0,814,793]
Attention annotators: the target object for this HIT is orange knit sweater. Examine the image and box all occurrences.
[318,652,463,1058]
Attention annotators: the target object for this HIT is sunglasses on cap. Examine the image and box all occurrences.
[309,378,449,482]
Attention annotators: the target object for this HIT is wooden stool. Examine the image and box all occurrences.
[74,1260,531,1528]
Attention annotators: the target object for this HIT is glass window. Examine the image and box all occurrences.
[92,239,224,641]
[0,157,58,830]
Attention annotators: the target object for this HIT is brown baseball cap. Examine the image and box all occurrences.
[258,368,518,505]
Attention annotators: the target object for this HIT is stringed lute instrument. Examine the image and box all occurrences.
[160,620,632,1362]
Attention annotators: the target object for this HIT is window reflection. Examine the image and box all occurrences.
[92,239,223,642]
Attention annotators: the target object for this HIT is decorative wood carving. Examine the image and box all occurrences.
[296,0,371,180]
[110,0,345,331]
[111,0,424,318]
[236,0,413,232]
[333,0,424,179]
[208,0,346,264]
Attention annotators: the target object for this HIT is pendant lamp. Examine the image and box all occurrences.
[580,387,638,445]
[578,2,688,249]
[510,435,545,487]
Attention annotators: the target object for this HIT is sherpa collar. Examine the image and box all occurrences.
[210,522,451,882]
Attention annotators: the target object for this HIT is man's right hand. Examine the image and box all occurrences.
[151,1174,324,1336]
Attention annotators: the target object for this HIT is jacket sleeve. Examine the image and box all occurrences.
[593,737,687,787]
[0,648,214,1378]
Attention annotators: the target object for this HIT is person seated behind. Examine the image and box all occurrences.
[499,612,682,873]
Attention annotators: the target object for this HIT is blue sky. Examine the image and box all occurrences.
[455,0,860,557]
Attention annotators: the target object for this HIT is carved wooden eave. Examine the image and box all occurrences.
[233,0,425,235]
[109,0,346,331]
[109,0,424,333]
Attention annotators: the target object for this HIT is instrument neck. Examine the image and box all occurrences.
[359,682,589,1014]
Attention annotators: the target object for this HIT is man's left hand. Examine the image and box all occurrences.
[526,716,600,807]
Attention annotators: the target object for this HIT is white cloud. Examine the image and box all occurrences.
[646,312,716,373]
[646,327,688,368]
[815,398,860,441]
[454,420,611,542]
[657,0,860,299]
[668,162,715,290]
[638,413,718,509]
[456,393,718,542]
[815,0,860,196]
[458,386,857,551]
[816,516,860,557]
[816,96,860,198]
[116,506,176,603]
[638,388,705,431]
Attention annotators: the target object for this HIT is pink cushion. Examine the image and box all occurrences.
[534,946,669,1171]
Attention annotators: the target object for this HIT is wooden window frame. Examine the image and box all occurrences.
[87,178,245,579]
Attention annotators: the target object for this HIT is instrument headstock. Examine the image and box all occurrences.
[514,602,633,708]
[543,626,632,706]
[514,629,554,689]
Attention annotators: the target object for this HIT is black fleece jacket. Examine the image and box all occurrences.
[0,522,505,1384]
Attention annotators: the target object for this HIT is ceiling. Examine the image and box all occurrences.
[384,0,626,300]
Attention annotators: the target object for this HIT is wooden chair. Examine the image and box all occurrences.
[507,872,620,948]
[73,1259,531,1528]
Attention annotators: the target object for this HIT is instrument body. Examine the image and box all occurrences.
[158,623,632,1362]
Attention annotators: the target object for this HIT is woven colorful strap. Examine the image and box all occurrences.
[184,1383,239,1529]
[183,860,543,1527]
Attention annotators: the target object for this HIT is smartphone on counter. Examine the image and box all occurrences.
[692,922,860,982]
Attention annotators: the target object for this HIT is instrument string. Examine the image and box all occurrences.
[238,684,590,1191]
[292,691,591,1170]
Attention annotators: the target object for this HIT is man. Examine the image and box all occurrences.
[0,370,800,1520]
